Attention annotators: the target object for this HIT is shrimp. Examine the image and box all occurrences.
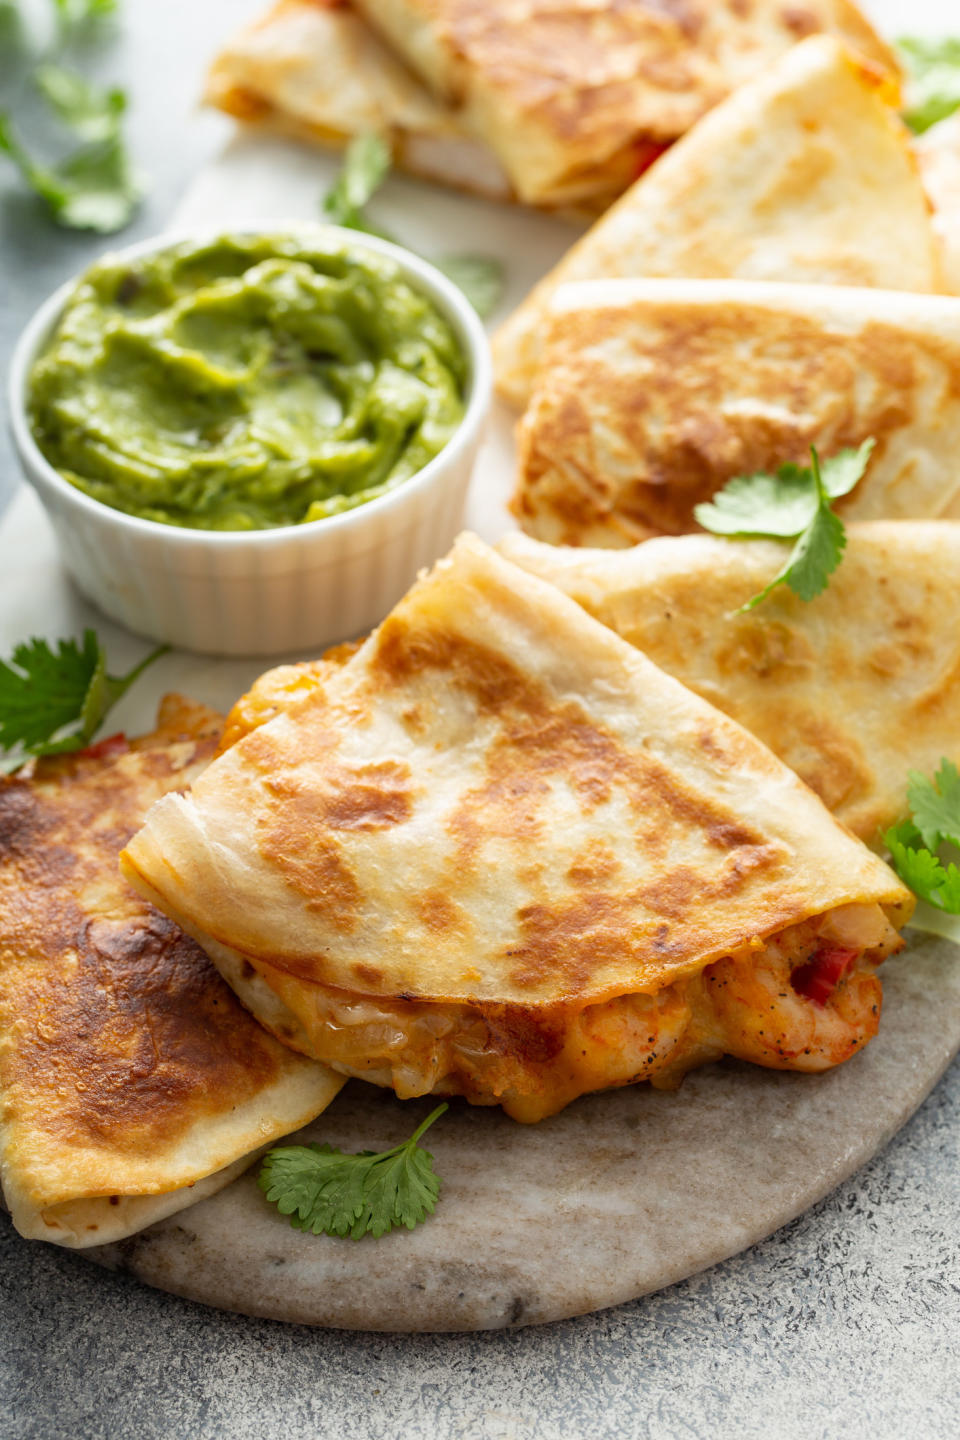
[700,903,901,1073]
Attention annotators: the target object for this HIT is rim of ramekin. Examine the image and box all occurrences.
[8,221,492,548]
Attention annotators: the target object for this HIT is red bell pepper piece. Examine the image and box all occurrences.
[76,732,129,761]
[791,946,860,1007]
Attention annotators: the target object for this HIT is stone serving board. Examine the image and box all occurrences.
[5,40,960,1326]
[86,937,960,1331]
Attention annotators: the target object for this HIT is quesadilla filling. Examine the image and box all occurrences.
[232,902,901,1123]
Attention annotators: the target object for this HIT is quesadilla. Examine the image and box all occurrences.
[121,536,912,1124]
[0,695,342,1248]
[499,523,960,845]
[208,1,895,212]
[494,35,939,407]
[206,0,514,203]
[513,278,960,547]
[916,112,960,297]
[352,0,896,209]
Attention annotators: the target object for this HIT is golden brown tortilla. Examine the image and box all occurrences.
[494,36,938,406]
[513,278,960,546]
[499,523,960,845]
[122,538,911,1122]
[354,0,897,207]
[0,696,343,1248]
[208,2,896,211]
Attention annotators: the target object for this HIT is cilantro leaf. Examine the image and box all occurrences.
[50,0,117,30]
[694,440,874,610]
[886,820,949,903]
[0,86,140,233]
[907,758,960,851]
[780,452,847,603]
[259,1102,447,1240]
[0,630,167,763]
[818,438,875,498]
[35,64,126,143]
[898,36,960,135]
[323,132,392,228]
[435,254,504,318]
[321,136,504,315]
[693,463,817,538]
[885,763,960,917]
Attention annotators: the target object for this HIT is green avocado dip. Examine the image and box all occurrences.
[28,234,467,530]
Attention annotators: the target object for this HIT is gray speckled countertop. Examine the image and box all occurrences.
[1,2,958,1436]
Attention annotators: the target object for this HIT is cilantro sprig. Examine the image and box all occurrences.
[259,1102,448,1241]
[0,629,166,765]
[0,1,141,231]
[322,134,504,318]
[886,760,960,916]
[897,36,960,135]
[694,439,874,611]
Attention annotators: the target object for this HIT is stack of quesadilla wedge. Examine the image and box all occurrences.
[207,1,895,211]
[0,696,342,1248]
[499,523,960,846]
[512,278,960,546]
[122,537,912,1124]
[494,35,941,406]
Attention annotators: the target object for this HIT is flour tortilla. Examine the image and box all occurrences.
[121,537,910,1120]
[208,3,896,212]
[513,277,960,546]
[354,0,897,209]
[499,523,960,846]
[205,0,511,202]
[0,696,342,1248]
[493,35,939,406]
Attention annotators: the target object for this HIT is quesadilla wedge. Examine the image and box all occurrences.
[0,695,342,1248]
[513,278,960,547]
[352,0,896,210]
[206,0,514,203]
[498,523,960,845]
[122,536,912,1124]
[208,2,895,212]
[493,35,939,407]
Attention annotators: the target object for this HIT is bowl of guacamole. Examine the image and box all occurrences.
[25,232,469,531]
[9,225,491,654]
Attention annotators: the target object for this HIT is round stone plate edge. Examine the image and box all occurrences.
[83,934,960,1333]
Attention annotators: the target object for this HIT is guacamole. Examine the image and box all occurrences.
[28,234,467,530]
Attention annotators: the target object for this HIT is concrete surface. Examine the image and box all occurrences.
[1,1,958,1437]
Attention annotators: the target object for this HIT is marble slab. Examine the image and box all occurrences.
[85,936,960,1331]
[5,11,960,1331]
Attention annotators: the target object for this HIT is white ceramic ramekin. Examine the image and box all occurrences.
[9,224,491,656]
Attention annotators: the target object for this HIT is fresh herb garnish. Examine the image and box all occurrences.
[34,63,125,142]
[886,760,960,915]
[434,254,504,319]
[259,1102,448,1240]
[0,630,167,764]
[321,135,504,317]
[898,36,960,135]
[0,1,140,231]
[323,132,394,237]
[51,0,117,27]
[694,439,874,611]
